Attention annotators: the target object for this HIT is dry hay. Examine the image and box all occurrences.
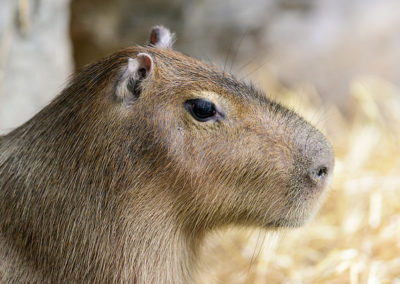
[196,76,400,284]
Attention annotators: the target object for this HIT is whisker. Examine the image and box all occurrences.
[229,28,250,74]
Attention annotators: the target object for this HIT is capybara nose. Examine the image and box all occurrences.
[307,136,334,184]
[309,164,329,183]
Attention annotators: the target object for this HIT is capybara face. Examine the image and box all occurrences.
[101,34,334,231]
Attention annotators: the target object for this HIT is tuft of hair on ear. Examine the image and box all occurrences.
[149,25,176,48]
[115,53,153,106]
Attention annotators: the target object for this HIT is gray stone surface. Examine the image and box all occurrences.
[0,0,72,134]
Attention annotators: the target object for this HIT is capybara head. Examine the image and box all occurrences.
[74,25,334,230]
[0,26,334,283]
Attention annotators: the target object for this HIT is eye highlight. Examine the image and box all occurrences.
[184,99,223,122]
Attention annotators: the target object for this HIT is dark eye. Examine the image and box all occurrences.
[184,99,220,122]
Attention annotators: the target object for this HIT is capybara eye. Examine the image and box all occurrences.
[184,99,217,122]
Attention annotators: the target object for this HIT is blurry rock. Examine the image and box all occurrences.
[262,0,400,109]
[0,0,73,134]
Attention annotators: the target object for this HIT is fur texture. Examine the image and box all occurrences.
[0,30,334,283]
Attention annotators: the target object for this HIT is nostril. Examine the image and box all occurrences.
[310,165,329,182]
[317,166,328,177]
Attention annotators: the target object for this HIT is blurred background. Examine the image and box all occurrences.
[1,0,399,282]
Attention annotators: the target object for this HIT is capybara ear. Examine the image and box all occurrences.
[116,53,153,105]
[149,25,175,48]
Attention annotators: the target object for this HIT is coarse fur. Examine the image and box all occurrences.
[0,27,334,283]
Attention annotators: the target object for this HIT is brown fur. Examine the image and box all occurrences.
[0,42,334,283]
